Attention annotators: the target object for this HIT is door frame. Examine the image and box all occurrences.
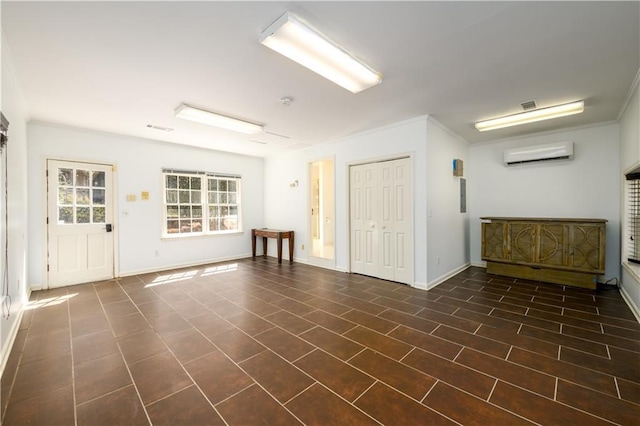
[307,156,336,270]
[44,157,120,289]
[346,152,414,284]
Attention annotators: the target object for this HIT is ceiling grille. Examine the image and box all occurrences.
[520,100,537,111]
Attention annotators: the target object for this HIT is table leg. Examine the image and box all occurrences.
[277,234,283,263]
[262,237,268,257]
[251,230,257,258]
[289,232,294,263]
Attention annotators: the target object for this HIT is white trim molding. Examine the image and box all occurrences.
[426,263,472,290]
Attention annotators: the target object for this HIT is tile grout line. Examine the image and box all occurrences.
[613,376,623,399]
[420,379,439,403]
[66,291,78,426]
[486,379,499,402]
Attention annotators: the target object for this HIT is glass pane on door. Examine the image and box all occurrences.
[57,166,109,224]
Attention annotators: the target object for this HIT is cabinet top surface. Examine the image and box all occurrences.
[480,217,608,223]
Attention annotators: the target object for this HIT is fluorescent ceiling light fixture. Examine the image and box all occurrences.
[475,100,584,132]
[259,12,382,94]
[175,104,263,134]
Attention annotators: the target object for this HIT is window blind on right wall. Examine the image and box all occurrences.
[626,172,640,264]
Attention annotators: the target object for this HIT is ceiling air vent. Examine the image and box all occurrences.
[520,100,537,111]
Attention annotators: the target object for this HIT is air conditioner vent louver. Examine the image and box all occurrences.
[504,141,573,166]
[520,100,537,111]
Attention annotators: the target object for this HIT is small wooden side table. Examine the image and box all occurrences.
[251,228,294,263]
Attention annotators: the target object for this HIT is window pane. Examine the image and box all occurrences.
[224,218,238,230]
[190,177,201,190]
[92,171,105,188]
[191,190,201,204]
[219,193,228,204]
[58,168,73,185]
[179,176,189,189]
[228,193,237,204]
[167,206,178,218]
[167,220,179,234]
[228,180,236,191]
[193,206,202,218]
[58,188,73,205]
[208,179,217,191]
[220,206,228,216]
[76,188,91,205]
[76,170,90,187]
[229,206,238,216]
[58,207,73,224]
[179,206,191,218]
[208,192,217,204]
[210,218,219,231]
[179,220,192,233]
[179,190,190,203]
[93,207,106,223]
[219,180,228,191]
[77,207,90,223]
[166,175,178,189]
[92,189,105,205]
[166,190,178,204]
[192,220,203,232]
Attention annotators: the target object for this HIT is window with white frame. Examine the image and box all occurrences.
[626,171,640,264]
[163,169,241,236]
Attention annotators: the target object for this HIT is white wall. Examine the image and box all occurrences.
[426,118,470,285]
[27,123,264,288]
[264,116,471,289]
[619,74,640,318]
[265,117,429,283]
[1,33,30,373]
[468,123,621,282]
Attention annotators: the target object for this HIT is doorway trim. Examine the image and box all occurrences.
[346,152,415,285]
[307,156,336,270]
[44,157,120,289]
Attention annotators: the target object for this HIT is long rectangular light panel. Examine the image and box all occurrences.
[175,104,263,135]
[475,101,584,132]
[259,12,382,94]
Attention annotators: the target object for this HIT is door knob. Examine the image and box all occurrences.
[105,224,113,232]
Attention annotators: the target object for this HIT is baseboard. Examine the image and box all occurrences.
[0,293,28,380]
[293,257,343,273]
[471,261,486,268]
[118,253,254,278]
[412,281,428,291]
[619,285,640,324]
[426,263,472,290]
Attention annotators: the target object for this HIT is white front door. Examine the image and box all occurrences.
[350,157,413,285]
[47,160,115,288]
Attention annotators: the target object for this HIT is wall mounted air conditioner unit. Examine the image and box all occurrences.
[504,141,573,166]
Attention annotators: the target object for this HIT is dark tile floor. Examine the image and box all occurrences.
[2,259,640,425]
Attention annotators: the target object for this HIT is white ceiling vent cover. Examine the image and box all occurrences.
[504,141,573,166]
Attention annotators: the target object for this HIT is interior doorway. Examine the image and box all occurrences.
[308,159,335,267]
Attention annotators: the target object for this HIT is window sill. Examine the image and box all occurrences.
[161,230,244,241]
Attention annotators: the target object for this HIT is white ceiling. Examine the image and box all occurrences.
[2,1,639,157]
